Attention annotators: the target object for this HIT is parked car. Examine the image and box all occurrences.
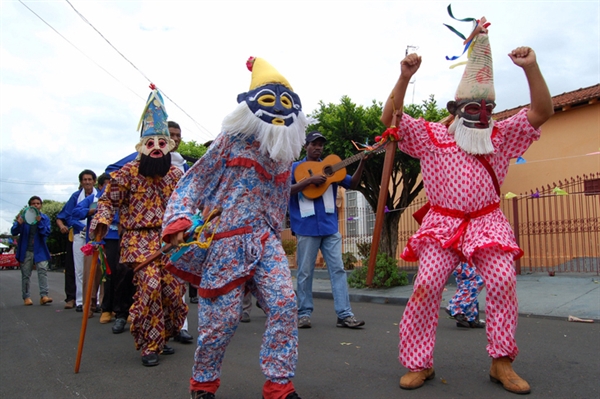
[0,253,19,269]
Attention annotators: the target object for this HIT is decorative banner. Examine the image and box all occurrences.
[553,187,568,195]
[443,4,477,61]
[505,192,518,199]
[516,156,526,164]
[531,190,540,199]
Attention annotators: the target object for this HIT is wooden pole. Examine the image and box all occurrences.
[74,235,100,373]
[366,139,396,286]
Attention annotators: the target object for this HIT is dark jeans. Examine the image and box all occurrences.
[189,283,197,299]
[64,240,76,302]
[112,259,134,320]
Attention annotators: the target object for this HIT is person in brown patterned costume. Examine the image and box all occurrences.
[91,85,188,367]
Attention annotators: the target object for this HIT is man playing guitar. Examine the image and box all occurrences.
[289,131,369,330]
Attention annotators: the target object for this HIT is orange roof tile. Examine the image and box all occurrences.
[493,83,600,121]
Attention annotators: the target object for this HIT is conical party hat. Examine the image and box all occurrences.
[137,84,169,138]
[246,57,293,91]
[454,26,495,102]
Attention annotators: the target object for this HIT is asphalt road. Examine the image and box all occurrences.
[1,269,598,399]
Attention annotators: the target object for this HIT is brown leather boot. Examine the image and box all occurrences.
[100,312,113,324]
[490,356,531,394]
[40,296,53,305]
[399,368,435,390]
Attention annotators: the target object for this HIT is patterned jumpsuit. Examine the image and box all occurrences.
[162,132,298,393]
[447,262,485,322]
[397,109,540,371]
[94,161,187,357]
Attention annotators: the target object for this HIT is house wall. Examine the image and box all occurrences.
[502,102,600,195]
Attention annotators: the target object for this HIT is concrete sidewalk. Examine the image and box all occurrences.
[293,270,600,321]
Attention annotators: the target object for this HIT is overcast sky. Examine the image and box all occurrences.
[1,0,599,233]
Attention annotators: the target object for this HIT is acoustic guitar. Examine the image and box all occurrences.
[294,147,384,199]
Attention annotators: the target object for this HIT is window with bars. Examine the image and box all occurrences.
[366,206,376,235]
[346,191,358,237]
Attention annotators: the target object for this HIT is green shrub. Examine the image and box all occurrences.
[281,239,297,256]
[347,253,408,289]
[342,252,357,270]
[41,200,68,255]
[356,240,371,259]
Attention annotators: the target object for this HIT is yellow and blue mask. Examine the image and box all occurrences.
[238,83,302,127]
[237,57,302,127]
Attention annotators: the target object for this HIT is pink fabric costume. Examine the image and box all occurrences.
[397,108,540,371]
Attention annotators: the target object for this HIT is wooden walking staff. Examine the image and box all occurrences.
[74,234,101,373]
[366,110,402,287]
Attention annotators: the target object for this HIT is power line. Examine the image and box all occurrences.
[0,196,26,209]
[64,0,215,139]
[0,191,73,195]
[17,0,144,102]
[18,0,214,140]
[0,178,75,186]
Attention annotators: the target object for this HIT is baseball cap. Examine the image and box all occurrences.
[305,131,327,144]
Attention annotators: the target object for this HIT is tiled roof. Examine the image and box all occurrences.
[493,83,600,121]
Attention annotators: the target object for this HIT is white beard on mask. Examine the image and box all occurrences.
[449,116,495,155]
[221,101,308,163]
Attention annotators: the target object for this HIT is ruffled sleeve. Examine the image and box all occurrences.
[493,108,541,159]
[397,114,459,157]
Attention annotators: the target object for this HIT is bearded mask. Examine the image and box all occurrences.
[447,99,496,129]
[135,135,175,158]
[444,13,496,154]
[220,57,308,163]
[134,85,176,176]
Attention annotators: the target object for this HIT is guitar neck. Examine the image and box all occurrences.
[332,152,366,172]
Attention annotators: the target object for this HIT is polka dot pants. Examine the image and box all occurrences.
[399,243,519,371]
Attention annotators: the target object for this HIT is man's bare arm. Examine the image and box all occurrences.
[381,53,422,127]
[508,47,554,129]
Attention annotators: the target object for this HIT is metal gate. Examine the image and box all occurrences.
[503,173,599,274]
[395,174,599,274]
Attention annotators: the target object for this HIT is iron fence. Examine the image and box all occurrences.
[282,174,599,274]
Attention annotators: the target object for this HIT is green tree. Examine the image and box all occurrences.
[307,95,448,258]
[40,200,67,256]
[178,140,209,165]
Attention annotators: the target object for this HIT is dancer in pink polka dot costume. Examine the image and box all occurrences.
[381,17,553,395]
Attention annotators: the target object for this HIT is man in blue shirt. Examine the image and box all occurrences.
[289,131,367,329]
[11,196,53,306]
[56,170,97,311]
[72,173,113,319]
